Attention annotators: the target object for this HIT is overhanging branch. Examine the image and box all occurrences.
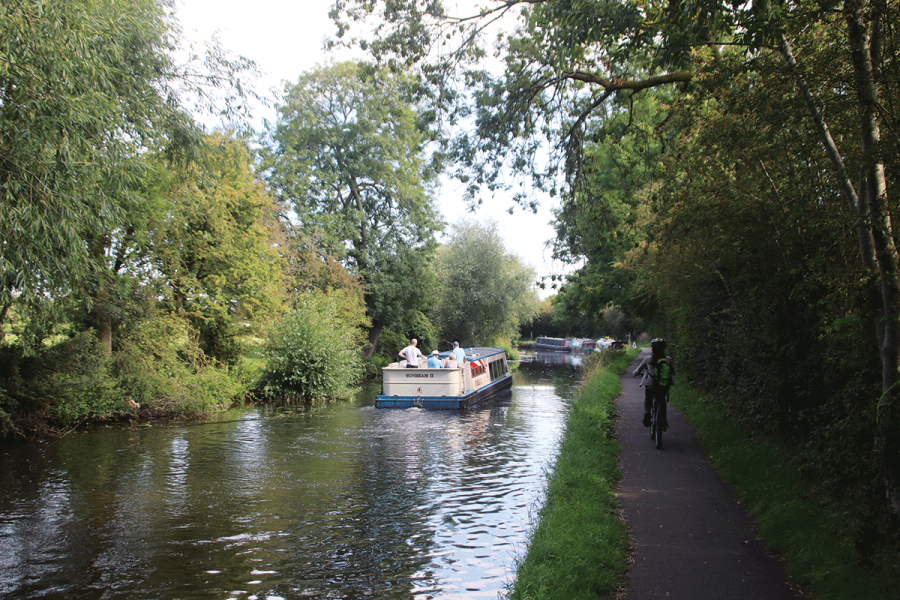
[562,70,693,92]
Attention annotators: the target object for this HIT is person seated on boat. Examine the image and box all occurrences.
[451,341,466,364]
[427,350,443,368]
[399,338,424,368]
[444,355,459,369]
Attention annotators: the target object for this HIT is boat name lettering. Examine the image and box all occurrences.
[405,373,434,379]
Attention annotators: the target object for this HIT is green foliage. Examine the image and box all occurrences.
[0,0,261,348]
[258,295,363,402]
[496,342,520,362]
[0,313,254,438]
[150,133,287,365]
[1,0,176,313]
[43,335,121,427]
[549,87,670,330]
[0,333,120,432]
[614,34,898,532]
[633,46,875,422]
[363,330,402,374]
[433,218,540,347]
[113,314,250,414]
[521,297,564,339]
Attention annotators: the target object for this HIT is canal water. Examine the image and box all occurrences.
[0,352,585,600]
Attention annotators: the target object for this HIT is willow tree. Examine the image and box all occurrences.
[331,0,900,514]
[0,0,260,349]
[262,61,444,357]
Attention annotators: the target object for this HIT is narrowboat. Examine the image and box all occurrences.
[570,338,597,351]
[594,338,627,351]
[534,336,573,351]
[376,346,512,409]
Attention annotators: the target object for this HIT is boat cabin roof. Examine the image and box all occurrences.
[450,346,506,360]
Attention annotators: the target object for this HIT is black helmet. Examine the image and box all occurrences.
[650,338,667,353]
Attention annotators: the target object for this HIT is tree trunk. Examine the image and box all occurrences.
[363,319,384,359]
[91,308,113,355]
[843,0,900,515]
[0,302,10,343]
[781,3,900,513]
[88,283,113,355]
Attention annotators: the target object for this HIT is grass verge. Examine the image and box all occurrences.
[509,348,637,600]
[669,386,897,599]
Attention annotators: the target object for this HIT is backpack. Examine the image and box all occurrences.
[653,358,673,388]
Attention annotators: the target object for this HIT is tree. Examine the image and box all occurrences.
[433,219,539,347]
[262,61,444,357]
[0,0,260,348]
[149,134,286,365]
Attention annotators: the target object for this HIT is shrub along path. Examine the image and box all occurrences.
[616,350,804,599]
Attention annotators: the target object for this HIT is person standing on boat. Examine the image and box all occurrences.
[427,350,443,368]
[399,338,424,368]
[451,342,466,365]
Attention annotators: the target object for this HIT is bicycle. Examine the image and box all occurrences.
[650,389,669,450]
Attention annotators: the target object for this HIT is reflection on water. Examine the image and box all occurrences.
[0,357,583,599]
[526,350,587,367]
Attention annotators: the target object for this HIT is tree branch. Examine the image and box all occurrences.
[562,70,693,93]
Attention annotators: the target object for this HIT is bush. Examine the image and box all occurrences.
[258,295,362,402]
[580,348,622,373]
[44,333,120,426]
[0,332,124,434]
[113,314,249,414]
[495,341,520,361]
[0,314,255,438]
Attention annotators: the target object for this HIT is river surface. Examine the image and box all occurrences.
[0,352,585,600]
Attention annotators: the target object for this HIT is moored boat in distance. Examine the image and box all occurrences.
[594,338,627,351]
[534,336,573,351]
[376,346,512,409]
[570,338,597,351]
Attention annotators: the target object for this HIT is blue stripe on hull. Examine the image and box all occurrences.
[376,374,512,409]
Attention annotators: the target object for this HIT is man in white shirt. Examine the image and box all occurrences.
[399,338,424,368]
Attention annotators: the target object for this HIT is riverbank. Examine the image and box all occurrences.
[509,348,635,599]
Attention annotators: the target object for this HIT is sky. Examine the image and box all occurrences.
[175,0,572,297]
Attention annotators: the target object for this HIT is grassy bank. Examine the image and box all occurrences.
[509,348,636,599]
[669,386,897,599]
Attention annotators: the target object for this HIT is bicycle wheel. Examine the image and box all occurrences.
[652,400,662,449]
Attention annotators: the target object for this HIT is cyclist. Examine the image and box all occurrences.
[633,338,675,428]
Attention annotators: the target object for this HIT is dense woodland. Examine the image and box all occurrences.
[2,0,899,568]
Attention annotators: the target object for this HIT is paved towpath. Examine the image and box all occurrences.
[616,349,805,599]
